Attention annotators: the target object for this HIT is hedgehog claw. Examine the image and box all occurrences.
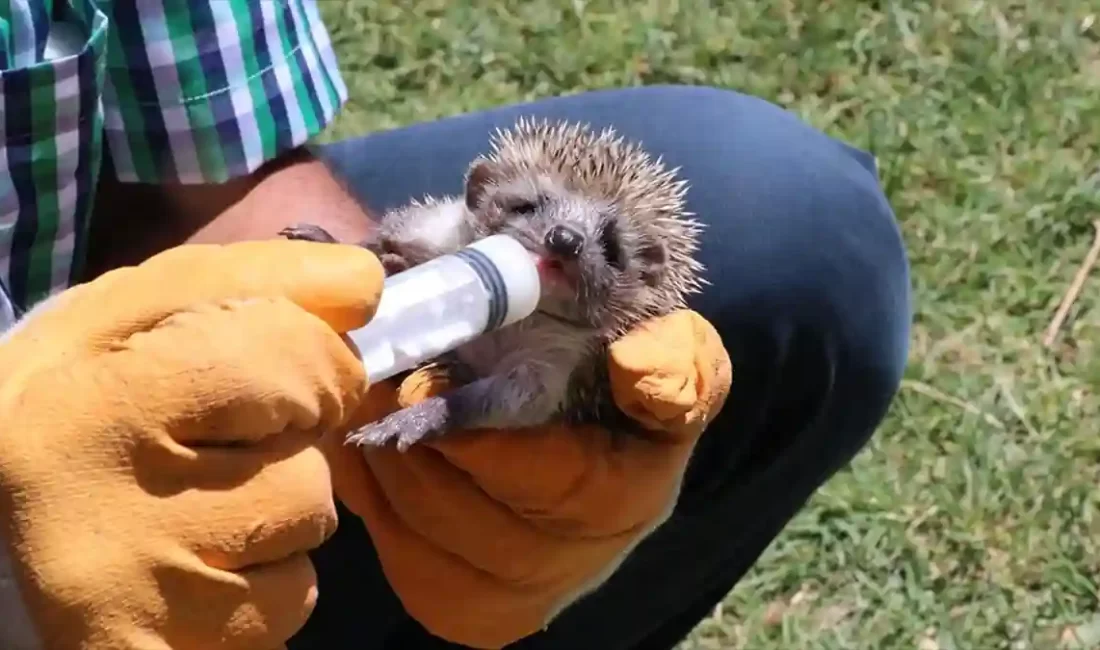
[346,422,402,449]
[346,399,451,452]
[279,223,338,244]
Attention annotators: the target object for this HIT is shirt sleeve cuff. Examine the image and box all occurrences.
[100,1,348,184]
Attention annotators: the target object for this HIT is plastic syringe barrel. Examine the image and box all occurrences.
[346,234,542,384]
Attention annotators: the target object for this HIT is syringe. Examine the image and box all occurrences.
[346,234,542,383]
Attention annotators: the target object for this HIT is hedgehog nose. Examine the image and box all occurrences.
[545,225,584,259]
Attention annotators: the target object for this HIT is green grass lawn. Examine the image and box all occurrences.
[317,2,1100,648]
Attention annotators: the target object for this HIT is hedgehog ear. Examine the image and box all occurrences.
[637,238,668,287]
[465,158,503,211]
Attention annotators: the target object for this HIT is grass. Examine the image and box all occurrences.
[316,1,1100,648]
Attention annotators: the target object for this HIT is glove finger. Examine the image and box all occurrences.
[357,445,644,587]
[347,464,558,649]
[107,297,368,445]
[607,309,732,439]
[74,240,383,346]
[150,434,337,573]
[427,425,691,538]
[158,549,319,650]
[327,411,566,585]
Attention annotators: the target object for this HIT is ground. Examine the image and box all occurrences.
[317,2,1100,648]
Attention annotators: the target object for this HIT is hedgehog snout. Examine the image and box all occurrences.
[544,224,584,259]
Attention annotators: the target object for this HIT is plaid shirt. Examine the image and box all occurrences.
[0,0,347,329]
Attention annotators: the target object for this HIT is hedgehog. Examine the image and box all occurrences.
[280,117,707,451]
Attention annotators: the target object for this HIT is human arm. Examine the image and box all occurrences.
[84,144,378,279]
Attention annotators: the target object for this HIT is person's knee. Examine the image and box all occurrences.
[656,86,909,370]
[662,86,910,497]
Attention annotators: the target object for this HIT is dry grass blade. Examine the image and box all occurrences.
[1043,220,1100,348]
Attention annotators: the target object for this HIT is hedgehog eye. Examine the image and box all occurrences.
[512,201,538,215]
[502,196,541,216]
[598,220,624,271]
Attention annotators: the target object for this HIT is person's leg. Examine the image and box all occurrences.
[292,84,912,649]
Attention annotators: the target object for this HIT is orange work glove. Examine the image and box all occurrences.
[327,309,732,649]
[0,240,383,650]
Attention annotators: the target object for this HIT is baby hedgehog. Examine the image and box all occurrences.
[280,118,707,451]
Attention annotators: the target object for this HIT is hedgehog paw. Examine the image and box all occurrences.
[346,398,451,452]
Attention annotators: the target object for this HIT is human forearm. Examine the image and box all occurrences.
[75,0,354,282]
[83,147,378,280]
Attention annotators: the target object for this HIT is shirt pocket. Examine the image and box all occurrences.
[0,1,108,311]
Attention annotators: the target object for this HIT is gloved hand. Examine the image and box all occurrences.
[0,240,384,650]
[328,309,732,649]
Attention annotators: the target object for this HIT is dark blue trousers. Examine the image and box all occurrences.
[291,85,912,649]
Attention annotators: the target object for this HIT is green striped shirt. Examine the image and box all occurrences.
[0,0,347,328]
